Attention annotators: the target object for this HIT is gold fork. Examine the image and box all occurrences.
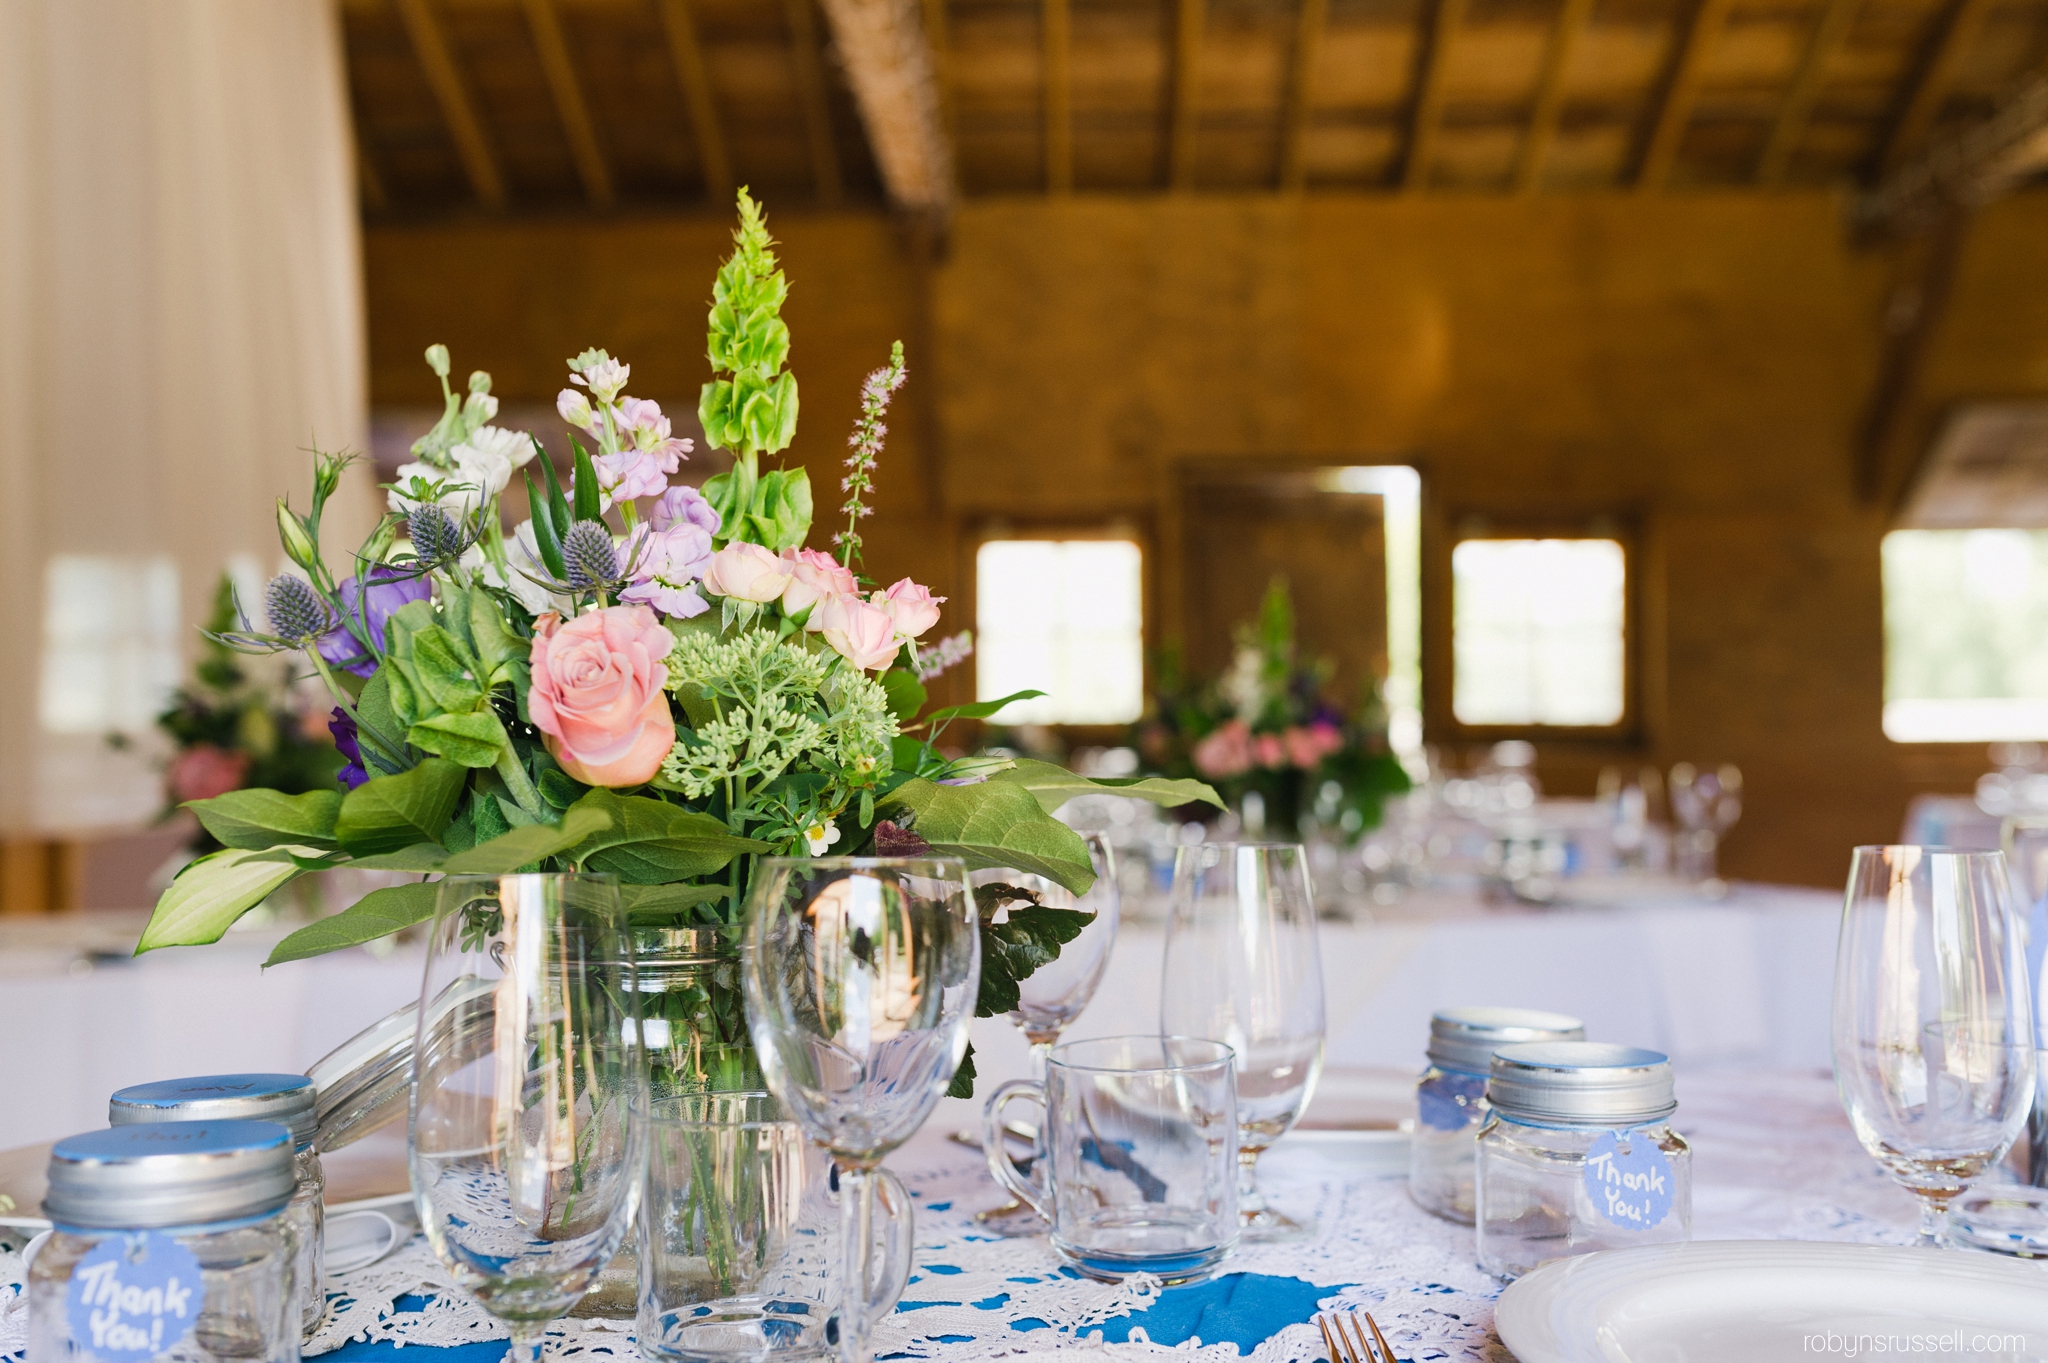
[1315,1308,1400,1363]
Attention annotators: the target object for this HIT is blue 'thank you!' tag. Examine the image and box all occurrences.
[65,1233,202,1363]
[1581,1129,1674,1231]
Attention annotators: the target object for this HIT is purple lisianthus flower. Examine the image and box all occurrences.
[620,520,715,619]
[329,707,368,790]
[317,565,431,677]
[652,483,721,538]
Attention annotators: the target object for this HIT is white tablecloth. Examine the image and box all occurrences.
[0,881,1841,1149]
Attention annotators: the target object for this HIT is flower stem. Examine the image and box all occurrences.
[306,652,413,771]
[495,746,548,823]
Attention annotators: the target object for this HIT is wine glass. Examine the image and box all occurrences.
[742,857,979,1363]
[1833,846,2035,1247]
[1668,762,1742,886]
[410,873,647,1363]
[972,832,1121,1234]
[1162,841,1326,1241]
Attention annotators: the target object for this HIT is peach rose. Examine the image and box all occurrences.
[701,542,793,603]
[781,547,857,620]
[169,745,250,804]
[527,605,676,786]
[871,578,944,640]
[813,592,903,671]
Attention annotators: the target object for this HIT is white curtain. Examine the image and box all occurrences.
[0,0,373,832]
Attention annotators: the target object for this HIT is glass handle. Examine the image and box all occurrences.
[865,1168,915,1316]
[981,1080,1051,1221]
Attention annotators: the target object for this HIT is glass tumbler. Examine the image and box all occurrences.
[637,1093,912,1363]
[982,1035,1238,1285]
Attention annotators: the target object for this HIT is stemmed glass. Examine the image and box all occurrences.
[973,832,1121,1235]
[1162,841,1326,1241]
[743,857,980,1363]
[1668,762,1742,885]
[1833,846,2035,1248]
[410,873,647,1363]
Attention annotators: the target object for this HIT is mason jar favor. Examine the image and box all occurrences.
[110,1075,324,1337]
[29,1121,300,1363]
[1474,1042,1691,1280]
[1410,1007,1584,1223]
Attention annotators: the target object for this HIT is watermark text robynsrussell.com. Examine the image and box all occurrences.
[1803,1332,2030,1356]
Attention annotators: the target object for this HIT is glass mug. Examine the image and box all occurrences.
[982,1035,1239,1285]
[637,1093,913,1363]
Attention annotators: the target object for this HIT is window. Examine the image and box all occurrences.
[1452,538,1626,727]
[39,554,182,734]
[1883,529,2048,742]
[976,539,1143,724]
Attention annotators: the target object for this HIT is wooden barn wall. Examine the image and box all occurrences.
[363,192,2048,887]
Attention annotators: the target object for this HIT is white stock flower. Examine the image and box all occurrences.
[461,423,538,470]
[485,520,573,616]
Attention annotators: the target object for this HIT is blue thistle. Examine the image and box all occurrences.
[562,519,621,592]
[265,574,334,645]
[409,503,467,565]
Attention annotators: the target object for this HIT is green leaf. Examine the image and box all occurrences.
[879,669,927,723]
[619,882,730,919]
[568,789,772,884]
[978,904,1094,1015]
[528,466,568,578]
[571,436,601,523]
[345,844,450,872]
[405,626,486,713]
[135,848,313,953]
[877,779,1096,894]
[986,758,1225,814]
[747,467,812,551]
[187,788,343,851]
[439,804,611,874]
[538,766,587,810]
[407,709,510,768]
[264,881,442,966]
[335,758,467,855]
[918,690,1047,725]
[355,671,406,774]
[946,1041,977,1101]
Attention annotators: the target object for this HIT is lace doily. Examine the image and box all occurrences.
[0,1069,1922,1363]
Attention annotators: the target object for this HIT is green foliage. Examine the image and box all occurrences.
[946,1042,977,1101]
[378,594,520,769]
[698,189,800,463]
[135,847,319,953]
[620,882,731,920]
[877,778,1095,893]
[879,669,927,722]
[976,903,1094,1016]
[334,759,467,855]
[569,789,771,883]
[187,789,343,851]
[264,881,442,966]
[986,757,1223,815]
[440,805,612,874]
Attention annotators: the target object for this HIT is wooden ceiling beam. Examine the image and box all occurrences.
[1277,0,1328,192]
[1403,0,1468,191]
[1167,0,1205,190]
[1757,0,1861,185]
[657,0,732,201]
[923,0,953,139]
[1859,68,2048,236]
[785,0,844,206]
[392,0,506,210]
[1878,0,1997,177]
[1635,0,1733,191]
[521,0,614,209]
[817,0,955,211]
[1515,0,1595,193]
[1044,0,1072,193]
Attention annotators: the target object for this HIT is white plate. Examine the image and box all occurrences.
[1272,1127,1410,1178]
[1497,1241,2048,1363]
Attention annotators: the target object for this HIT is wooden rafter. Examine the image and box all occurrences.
[356,143,390,212]
[657,0,732,201]
[1515,0,1595,193]
[1635,0,1733,190]
[1878,0,1997,176]
[1859,69,2048,236]
[522,0,614,208]
[1757,0,1861,185]
[1403,0,1468,190]
[393,0,506,209]
[785,0,845,205]
[1167,0,1206,190]
[1856,216,1971,504]
[923,0,953,138]
[1277,0,1328,191]
[817,0,955,210]
[1044,0,1073,192]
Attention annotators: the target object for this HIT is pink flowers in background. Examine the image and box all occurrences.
[167,745,250,804]
[527,605,677,786]
[1192,718,1345,780]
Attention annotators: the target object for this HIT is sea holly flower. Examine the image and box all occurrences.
[487,521,574,616]
[317,565,432,677]
[567,348,630,403]
[802,817,842,857]
[264,575,335,646]
[562,520,626,594]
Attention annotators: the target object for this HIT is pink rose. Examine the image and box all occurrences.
[526,605,676,787]
[781,548,857,620]
[169,745,250,804]
[814,592,903,671]
[1192,720,1252,779]
[701,542,794,604]
[1253,733,1286,769]
[1283,725,1335,769]
[871,578,944,640]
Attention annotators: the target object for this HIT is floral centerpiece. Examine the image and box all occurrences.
[1133,578,1407,841]
[137,190,1215,1097]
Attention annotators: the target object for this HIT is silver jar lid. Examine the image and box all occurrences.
[45,1121,297,1229]
[111,1073,317,1149]
[1485,1042,1676,1126]
[1427,1007,1586,1074]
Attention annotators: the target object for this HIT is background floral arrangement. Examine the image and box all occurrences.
[136,189,1215,1095]
[1132,578,1407,840]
